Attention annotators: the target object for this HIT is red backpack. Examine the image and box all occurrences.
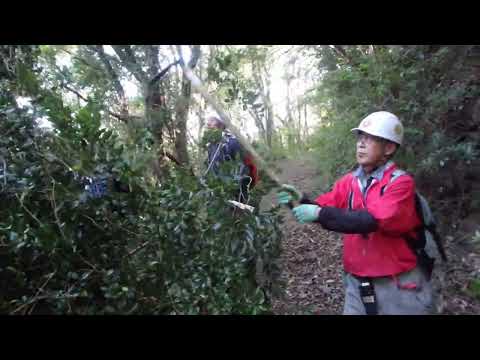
[242,153,258,188]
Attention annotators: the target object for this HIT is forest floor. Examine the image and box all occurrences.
[260,156,480,315]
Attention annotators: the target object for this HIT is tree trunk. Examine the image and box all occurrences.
[197,45,216,143]
[304,103,308,141]
[263,67,274,148]
[174,45,201,165]
[297,102,303,147]
[265,96,274,148]
[111,45,172,180]
[111,45,152,131]
[144,46,164,145]
[251,52,274,148]
[248,108,267,143]
[285,71,295,151]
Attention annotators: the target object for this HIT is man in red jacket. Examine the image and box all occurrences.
[277,111,434,315]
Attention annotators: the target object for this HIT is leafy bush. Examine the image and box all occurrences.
[0,80,282,314]
[307,45,480,194]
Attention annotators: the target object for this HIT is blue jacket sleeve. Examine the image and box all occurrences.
[225,137,241,160]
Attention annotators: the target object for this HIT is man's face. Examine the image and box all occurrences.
[355,131,396,170]
[207,117,221,129]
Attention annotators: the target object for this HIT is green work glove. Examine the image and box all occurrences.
[276,184,301,205]
[292,204,321,224]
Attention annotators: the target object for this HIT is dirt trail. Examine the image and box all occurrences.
[261,157,344,314]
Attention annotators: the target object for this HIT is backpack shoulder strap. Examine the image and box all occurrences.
[380,169,408,196]
[391,169,407,180]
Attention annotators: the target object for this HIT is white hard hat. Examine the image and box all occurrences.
[351,111,404,145]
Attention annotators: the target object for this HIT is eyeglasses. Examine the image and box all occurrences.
[356,131,383,144]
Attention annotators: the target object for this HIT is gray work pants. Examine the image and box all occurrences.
[343,267,434,315]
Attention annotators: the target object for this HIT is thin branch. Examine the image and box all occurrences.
[127,240,151,257]
[275,114,288,127]
[103,215,140,238]
[49,180,67,241]
[11,292,80,315]
[60,83,129,122]
[11,271,56,315]
[15,194,42,227]
[157,147,196,176]
[78,253,101,273]
[38,151,74,173]
[330,45,356,66]
[27,270,57,315]
[81,214,104,232]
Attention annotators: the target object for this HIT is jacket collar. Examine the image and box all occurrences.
[353,161,395,182]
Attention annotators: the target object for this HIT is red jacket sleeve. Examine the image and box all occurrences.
[314,174,351,209]
[366,175,420,236]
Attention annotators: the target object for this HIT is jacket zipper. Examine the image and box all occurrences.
[359,178,376,254]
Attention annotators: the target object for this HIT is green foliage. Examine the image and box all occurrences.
[308,117,357,186]
[307,45,480,189]
[199,128,223,150]
[207,47,273,144]
[253,136,288,163]
[472,230,480,247]
[468,278,480,300]
[0,56,283,315]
